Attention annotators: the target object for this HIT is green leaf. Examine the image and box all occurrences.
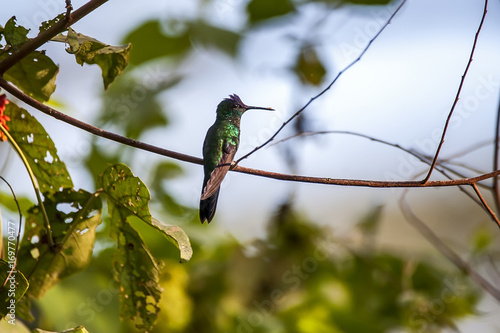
[109,204,162,332]
[38,13,65,33]
[3,51,58,102]
[1,18,58,102]
[293,46,326,86]
[0,260,29,319]
[3,17,29,48]
[0,192,33,215]
[99,75,181,139]
[246,0,296,24]
[188,21,240,56]
[4,103,73,197]
[52,28,131,89]
[151,218,192,263]
[33,326,90,333]
[17,189,102,299]
[100,163,192,262]
[123,20,191,66]
[471,226,493,254]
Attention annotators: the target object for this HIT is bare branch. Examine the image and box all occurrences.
[493,93,500,212]
[0,0,108,74]
[422,0,489,183]
[399,189,500,301]
[235,0,408,165]
[472,183,500,229]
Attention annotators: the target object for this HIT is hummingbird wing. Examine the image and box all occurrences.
[201,141,236,200]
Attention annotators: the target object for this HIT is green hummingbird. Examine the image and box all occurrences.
[200,94,274,223]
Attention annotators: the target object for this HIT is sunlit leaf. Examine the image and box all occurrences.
[4,103,73,197]
[17,189,102,299]
[33,326,90,333]
[100,163,192,263]
[151,218,192,262]
[246,0,296,23]
[0,260,29,319]
[52,28,131,89]
[123,20,191,65]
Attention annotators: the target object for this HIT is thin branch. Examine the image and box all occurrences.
[399,189,500,301]
[234,0,408,165]
[422,0,489,183]
[0,0,108,74]
[471,183,500,229]
[4,76,500,189]
[493,91,500,212]
[0,176,23,289]
[0,77,202,165]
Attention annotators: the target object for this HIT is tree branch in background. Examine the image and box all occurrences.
[234,0,408,165]
[422,0,489,183]
[399,189,500,301]
[493,92,500,212]
[0,0,108,74]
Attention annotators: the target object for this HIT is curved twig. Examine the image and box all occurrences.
[234,0,408,165]
[422,0,489,183]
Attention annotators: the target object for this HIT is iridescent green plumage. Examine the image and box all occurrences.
[199,94,274,223]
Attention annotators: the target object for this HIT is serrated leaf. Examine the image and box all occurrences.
[246,0,296,24]
[4,103,73,197]
[53,28,130,89]
[100,164,192,262]
[3,17,29,48]
[17,189,102,299]
[109,204,162,332]
[151,218,192,262]
[123,20,191,66]
[0,260,29,319]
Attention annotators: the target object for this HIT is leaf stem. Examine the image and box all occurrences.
[0,124,55,247]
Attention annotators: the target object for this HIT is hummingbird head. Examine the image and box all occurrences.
[216,94,274,119]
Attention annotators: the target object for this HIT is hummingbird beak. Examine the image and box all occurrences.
[244,106,275,111]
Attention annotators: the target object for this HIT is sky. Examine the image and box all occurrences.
[1,0,500,330]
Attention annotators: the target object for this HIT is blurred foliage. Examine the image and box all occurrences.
[0,0,492,332]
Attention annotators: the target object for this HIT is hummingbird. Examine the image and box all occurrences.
[199,94,274,223]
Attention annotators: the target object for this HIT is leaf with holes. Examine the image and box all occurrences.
[1,17,59,102]
[100,164,192,262]
[109,203,162,332]
[4,103,73,197]
[0,260,29,319]
[52,28,130,89]
[17,189,102,299]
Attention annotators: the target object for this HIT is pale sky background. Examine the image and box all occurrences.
[1,0,500,331]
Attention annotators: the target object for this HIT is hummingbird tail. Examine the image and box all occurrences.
[199,188,220,224]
